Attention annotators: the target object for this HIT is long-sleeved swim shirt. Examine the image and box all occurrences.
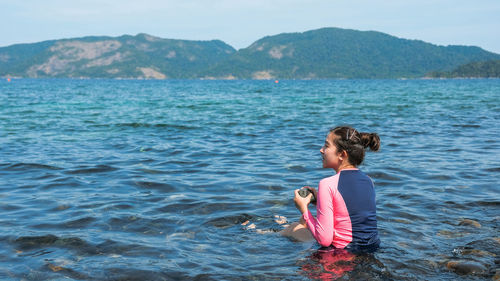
[303,169,380,250]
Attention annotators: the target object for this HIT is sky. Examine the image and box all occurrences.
[1,0,500,53]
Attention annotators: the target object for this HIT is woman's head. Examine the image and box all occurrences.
[320,126,380,170]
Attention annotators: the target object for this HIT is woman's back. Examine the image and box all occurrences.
[333,169,378,248]
[313,169,379,250]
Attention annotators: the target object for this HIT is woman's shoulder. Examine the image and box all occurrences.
[349,169,374,186]
[319,173,341,186]
[354,169,372,181]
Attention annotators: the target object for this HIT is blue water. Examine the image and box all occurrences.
[1,79,499,280]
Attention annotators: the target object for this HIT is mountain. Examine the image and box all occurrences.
[427,59,500,78]
[206,28,500,79]
[0,33,236,79]
[1,28,499,79]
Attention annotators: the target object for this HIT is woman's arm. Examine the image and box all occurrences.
[302,181,335,247]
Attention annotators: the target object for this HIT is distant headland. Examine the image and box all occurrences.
[1,27,499,79]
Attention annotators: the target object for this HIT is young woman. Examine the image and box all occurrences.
[287,126,381,253]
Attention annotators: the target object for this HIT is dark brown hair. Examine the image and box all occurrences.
[329,126,380,166]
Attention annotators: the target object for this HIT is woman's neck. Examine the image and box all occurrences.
[335,163,357,173]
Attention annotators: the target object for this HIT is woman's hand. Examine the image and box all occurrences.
[294,189,313,214]
[303,186,318,204]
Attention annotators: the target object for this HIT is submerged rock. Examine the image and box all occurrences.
[437,230,469,238]
[205,214,253,228]
[15,234,58,249]
[464,239,500,256]
[493,268,500,281]
[458,219,481,228]
[460,249,496,257]
[446,260,487,275]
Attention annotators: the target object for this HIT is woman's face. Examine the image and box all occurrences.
[320,133,343,170]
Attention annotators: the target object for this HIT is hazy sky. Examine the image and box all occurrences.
[2,0,500,53]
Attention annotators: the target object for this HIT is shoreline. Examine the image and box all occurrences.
[3,76,500,81]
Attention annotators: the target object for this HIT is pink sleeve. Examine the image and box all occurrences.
[302,179,335,247]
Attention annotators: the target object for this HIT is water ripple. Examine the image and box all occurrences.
[1,79,499,280]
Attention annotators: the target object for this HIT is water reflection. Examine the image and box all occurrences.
[298,247,397,280]
[300,248,357,280]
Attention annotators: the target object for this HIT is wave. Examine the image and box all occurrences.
[65,165,118,174]
[90,122,200,130]
[133,181,177,192]
[33,216,97,230]
[1,162,62,171]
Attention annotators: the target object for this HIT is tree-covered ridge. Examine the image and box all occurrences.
[207,28,500,79]
[427,60,500,78]
[1,27,499,79]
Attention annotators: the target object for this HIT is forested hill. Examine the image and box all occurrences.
[427,59,500,78]
[207,28,500,79]
[1,28,499,79]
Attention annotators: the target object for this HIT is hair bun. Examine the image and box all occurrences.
[360,132,380,152]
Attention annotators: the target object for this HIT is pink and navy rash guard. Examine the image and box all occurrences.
[303,169,380,251]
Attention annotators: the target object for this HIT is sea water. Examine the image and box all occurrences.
[0,79,499,280]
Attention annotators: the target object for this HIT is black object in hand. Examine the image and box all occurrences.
[298,188,316,203]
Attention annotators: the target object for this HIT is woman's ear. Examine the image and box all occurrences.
[339,150,348,161]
